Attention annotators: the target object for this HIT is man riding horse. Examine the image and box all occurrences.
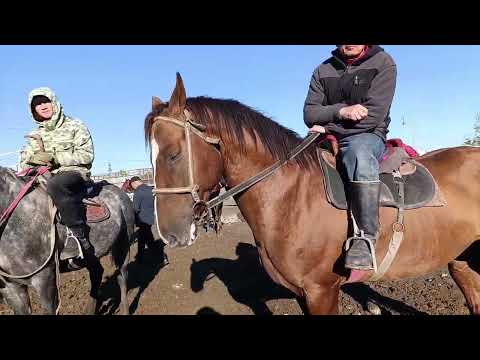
[19,87,97,268]
[304,45,397,270]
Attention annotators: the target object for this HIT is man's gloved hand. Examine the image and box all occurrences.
[28,151,54,166]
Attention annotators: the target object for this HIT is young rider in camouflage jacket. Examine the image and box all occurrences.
[20,87,97,267]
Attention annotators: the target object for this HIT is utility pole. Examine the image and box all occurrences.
[401,116,407,142]
[401,115,415,147]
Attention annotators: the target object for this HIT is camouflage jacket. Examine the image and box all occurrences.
[19,87,94,177]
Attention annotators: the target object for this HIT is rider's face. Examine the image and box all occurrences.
[338,45,367,58]
[34,102,54,121]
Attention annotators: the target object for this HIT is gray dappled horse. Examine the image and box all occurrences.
[0,166,135,315]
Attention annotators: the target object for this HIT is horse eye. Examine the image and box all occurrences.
[168,151,182,164]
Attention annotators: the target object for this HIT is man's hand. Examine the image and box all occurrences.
[339,104,368,121]
[308,125,326,133]
[28,151,54,166]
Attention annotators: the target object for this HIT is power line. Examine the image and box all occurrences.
[5,127,30,131]
[0,150,21,157]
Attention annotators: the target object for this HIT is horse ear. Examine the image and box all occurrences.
[152,96,164,112]
[167,72,187,116]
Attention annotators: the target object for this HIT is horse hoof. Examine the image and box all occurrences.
[367,301,382,315]
[84,300,97,315]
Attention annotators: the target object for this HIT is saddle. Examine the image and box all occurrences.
[318,146,446,210]
[83,182,111,223]
[317,141,447,282]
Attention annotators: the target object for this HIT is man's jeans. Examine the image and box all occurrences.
[338,133,386,182]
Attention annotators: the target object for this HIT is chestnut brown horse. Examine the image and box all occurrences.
[145,73,480,315]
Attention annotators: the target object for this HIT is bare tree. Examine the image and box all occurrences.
[465,113,480,146]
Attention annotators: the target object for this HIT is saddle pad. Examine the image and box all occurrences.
[318,150,446,210]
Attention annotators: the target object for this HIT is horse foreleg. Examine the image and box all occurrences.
[1,282,31,315]
[32,267,59,315]
[448,260,480,315]
[304,282,340,315]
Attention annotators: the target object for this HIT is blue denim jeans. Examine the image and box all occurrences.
[339,133,386,182]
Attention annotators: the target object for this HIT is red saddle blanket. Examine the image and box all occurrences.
[84,199,110,223]
[383,138,420,161]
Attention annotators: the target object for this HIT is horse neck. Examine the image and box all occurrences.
[216,131,313,216]
[218,133,282,190]
[0,175,31,240]
[0,169,22,214]
[214,129,331,229]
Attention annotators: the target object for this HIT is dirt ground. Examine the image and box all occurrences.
[0,209,471,315]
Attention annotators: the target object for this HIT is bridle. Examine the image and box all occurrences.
[150,110,324,227]
[150,112,222,226]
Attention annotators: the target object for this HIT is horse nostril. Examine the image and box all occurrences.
[167,234,178,246]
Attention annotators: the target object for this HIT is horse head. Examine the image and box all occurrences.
[145,73,224,248]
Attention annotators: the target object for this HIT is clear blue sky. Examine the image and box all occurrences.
[1,45,478,175]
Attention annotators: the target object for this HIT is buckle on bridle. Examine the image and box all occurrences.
[192,200,209,224]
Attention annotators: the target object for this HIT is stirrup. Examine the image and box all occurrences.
[67,258,83,270]
[65,227,84,260]
[344,231,378,273]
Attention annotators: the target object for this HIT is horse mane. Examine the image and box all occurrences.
[0,166,23,183]
[144,97,322,170]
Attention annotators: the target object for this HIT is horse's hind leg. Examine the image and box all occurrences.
[448,260,480,315]
[85,259,104,315]
[117,261,129,315]
[1,282,31,315]
[448,241,480,315]
[112,236,130,315]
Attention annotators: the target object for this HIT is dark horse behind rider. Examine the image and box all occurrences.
[0,166,134,314]
[1,86,135,315]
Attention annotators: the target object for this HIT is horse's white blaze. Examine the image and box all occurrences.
[190,222,197,239]
[187,223,197,246]
[151,135,169,245]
